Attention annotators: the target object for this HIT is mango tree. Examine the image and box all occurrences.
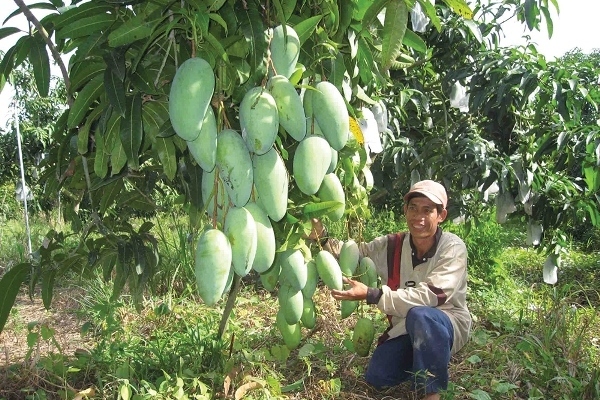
[0,0,476,344]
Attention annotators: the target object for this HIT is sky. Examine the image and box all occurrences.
[1,0,599,127]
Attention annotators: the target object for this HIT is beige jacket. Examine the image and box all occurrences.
[329,231,471,354]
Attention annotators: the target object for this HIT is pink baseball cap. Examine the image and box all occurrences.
[404,180,448,209]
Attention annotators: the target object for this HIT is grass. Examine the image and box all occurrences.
[0,209,599,399]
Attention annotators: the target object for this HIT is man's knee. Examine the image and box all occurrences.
[406,307,453,343]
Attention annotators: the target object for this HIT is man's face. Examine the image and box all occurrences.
[403,196,447,239]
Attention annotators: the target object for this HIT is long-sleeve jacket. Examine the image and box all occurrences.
[328,229,471,354]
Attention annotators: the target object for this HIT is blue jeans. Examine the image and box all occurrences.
[364,306,454,395]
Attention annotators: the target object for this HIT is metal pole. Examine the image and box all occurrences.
[13,84,32,256]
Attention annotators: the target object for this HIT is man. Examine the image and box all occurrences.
[315,180,471,400]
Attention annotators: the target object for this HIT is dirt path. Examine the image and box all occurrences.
[0,287,89,367]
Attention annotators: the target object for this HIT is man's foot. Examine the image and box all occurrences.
[422,393,440,400]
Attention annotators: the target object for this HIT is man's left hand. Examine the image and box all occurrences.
[331,277,368,301]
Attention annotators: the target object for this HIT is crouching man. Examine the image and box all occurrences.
[314,180,471,400]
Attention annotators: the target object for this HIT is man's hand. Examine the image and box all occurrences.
[331,277,368,301]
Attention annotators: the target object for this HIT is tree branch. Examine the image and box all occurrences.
[13,0,72,105]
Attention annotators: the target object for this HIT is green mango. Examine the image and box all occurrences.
[169,57,215,141]
[195,228,232,306]
[267,75,306,141]
[278,282,303,325]
[317,173,346,222]
[293,136,331,195]
[239,86,279,155]
[315,250,343,291]
[252,147,289,222]
[312,81,349,151]
[245,202,276,273]
[279,249,307,290]
[276,309,302,350]
[269,25,300,79]
[187,105,217,172]
[224,206,257,277]
[301,297,317,329]
[339,239,359,276]
[352,317,375,357]
[216,129,253,207]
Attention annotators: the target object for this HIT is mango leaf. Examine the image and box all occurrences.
[104,69,126,116]
[381,0,408,71]
[41,269,57,310]
[56,14,115,40]
[583,165,599,193]
[108,14,153,47]
[111,137,128,176]
[77,104,104,155]
[117,191,157,212]
[0,44,18,82]
[294,15,322,45]
[357,37,374,85]
[441,0,473,20]
[70,61,105,92]
[186,160,204,210]
[417,0,440,31]
[142,99,169,137]
[361,0,389,27]
[53,2,113,29]
[402,29,426,53]
[120,94,143,170]
[522,0,538,31]
[302,201,344,218]
[67,74,104,128]
[94,124,109,178]
[112,243,132,302]
[271,0,286,26]
[237,2,267,74]
[0,27,21,41]
[103,48,127,81]
[0,263,30,335]
[99,179,125,214]
[3,2,56,25]
[154,137,177,181]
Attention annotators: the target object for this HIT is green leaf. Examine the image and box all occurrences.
[417,0,440,31]
[0,44,18,81]
[154,137,177,181]
[41,269,57,310]
[53,2,113,30]
[103,48,127,82]
[67,74,104,128]
[99,179,125,214]
[186,160,204,210]
[120,94,143,170]
[3,2,56,25]
[361,0,389,27]
[94,124,109,178]
[117,191,157,212]
[111,137,128,176]
[381,0,408,71]
[0,263,30,335]
[108,14,153,47]
[56,14,115,40]
[70,61,105,92]
[142,99,169,138]
[293,15,322,45]
[402,29,426,53]
[440,0,473,19]
[0,27,21,41]
[237,2,267,74]
[104,69,126,117]
[523,0,537,31]
[302,201,344,218]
